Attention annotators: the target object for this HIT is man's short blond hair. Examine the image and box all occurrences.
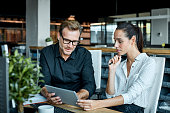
[59,20,82,35]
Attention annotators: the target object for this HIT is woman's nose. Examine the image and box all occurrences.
[114,41,119,48]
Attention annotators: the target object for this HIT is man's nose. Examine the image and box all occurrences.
[68,42,73,47]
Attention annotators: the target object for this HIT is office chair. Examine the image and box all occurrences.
[144,57,165,113]
[89,50,102,99]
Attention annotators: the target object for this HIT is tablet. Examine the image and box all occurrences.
[45,85,79,107]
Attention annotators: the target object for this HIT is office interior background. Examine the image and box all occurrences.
[0,0,169,47]
[0,0,170,113]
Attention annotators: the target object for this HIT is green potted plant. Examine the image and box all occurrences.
[45,37,53,46]
[8,50,44,113]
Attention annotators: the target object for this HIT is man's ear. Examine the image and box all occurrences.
[131,36,136,45]
[57,32,60,41]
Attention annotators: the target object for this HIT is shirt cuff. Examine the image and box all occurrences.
[121,93,132,104]
[105,92,115,98]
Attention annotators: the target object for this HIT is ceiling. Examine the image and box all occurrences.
[0,0,169,23]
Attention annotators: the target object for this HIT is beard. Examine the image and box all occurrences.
[59,42,75,55]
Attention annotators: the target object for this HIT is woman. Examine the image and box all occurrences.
[77,22,156,113]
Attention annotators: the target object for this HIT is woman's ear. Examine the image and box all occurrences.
[130,36,136,45]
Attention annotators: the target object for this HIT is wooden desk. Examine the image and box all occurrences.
[25,103,122,113]
[83,47,170,55]
[54,104,122,113]
[29,46,170,55]
[142,47,170,55]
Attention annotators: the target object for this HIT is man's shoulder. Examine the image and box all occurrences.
[76,46,90,54]
[76,46,87,51]
[40,44,58,59]
[41,44,56,54]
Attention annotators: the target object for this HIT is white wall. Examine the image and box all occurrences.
[26,0,50,57]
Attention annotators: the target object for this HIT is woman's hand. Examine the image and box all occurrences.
[77,99,101,111]
[108,55,121,70]
[106,55,121,95]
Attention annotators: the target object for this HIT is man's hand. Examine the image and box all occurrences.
[41,87,62,105]
[46,93,62,105]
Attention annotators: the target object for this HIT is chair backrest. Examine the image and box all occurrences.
[144,57,165,113]
[89,50,102,90]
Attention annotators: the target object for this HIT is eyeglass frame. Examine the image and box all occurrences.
[60,33,80,46]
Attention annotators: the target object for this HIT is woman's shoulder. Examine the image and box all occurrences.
[141,53,156,65]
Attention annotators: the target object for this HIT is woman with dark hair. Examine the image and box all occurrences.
[77,22,156,113]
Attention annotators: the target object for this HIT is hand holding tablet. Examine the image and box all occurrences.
[45,85,79,107]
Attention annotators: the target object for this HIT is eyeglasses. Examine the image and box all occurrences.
[61,34,80,46]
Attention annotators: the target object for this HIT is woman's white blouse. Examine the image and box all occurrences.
[106,53,156,108]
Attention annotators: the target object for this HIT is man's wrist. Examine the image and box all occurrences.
[40,87,48,98]
[77,89,89,99]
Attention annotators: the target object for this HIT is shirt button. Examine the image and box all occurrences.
[65,71,69,75]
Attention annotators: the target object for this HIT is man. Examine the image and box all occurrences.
[39,20,96,105]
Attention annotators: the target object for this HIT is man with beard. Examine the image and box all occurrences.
[39,20,96,105]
